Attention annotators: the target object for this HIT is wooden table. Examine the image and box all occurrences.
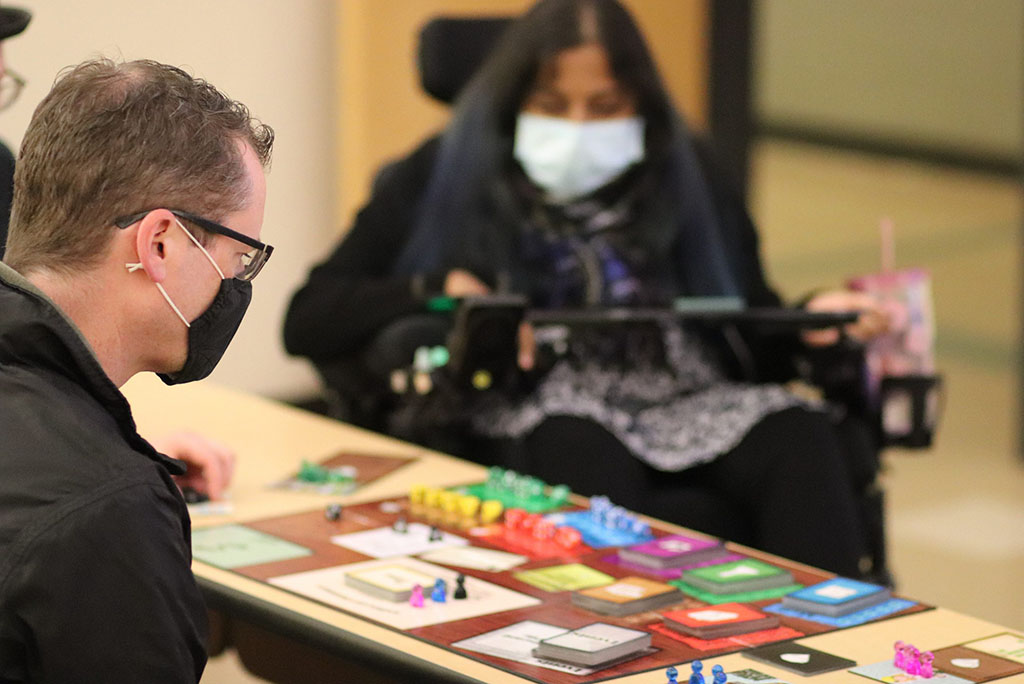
[123,375,1024,683]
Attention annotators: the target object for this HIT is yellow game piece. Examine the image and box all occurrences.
[471,369,492,390]
[479,499,503,524]
[409,483,427,505]
[439,490,459,514]
[457,494,480,521]
[423,487,442,509]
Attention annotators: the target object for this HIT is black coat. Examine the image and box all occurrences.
[0,264,207,683]
[284,136,797,373]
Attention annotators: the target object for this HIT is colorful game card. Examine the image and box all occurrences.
[765,597,916,628]
[330,522,468,558]
[848,659,973,683]
[743,642,856,676]
[681,559,794,595]
[192,524,312,569]
[961,633,1024,665]
[649,623,803,652]
[269,556,540,630]
[602,551,746,579]
[453,620,605,675]
[661,602,779,639]
[571,576,682,616]
[513,563,615,592]
[929,645,1024,682]
[417,545,529,572]
[618,534,729,568]
[781,577,890,616]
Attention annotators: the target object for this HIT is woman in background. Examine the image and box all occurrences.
[285,0,888,579]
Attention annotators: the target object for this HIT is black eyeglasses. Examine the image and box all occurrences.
[114,208,273,281]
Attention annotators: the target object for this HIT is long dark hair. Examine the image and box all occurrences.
[394,0,739,297]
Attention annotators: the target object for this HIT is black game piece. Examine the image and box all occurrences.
[428,525,442,541]
[325,503,343,522]
[454,573,467,600]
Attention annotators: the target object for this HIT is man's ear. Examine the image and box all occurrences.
[134,209,177,283]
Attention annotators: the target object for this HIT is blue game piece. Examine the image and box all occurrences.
[630,517,650,536]
[431,577,447,603]
[666,665,679,684]
[711,664,726,683]
[689,660,704,684]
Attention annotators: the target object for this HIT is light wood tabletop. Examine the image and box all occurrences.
[122,375,1024,683]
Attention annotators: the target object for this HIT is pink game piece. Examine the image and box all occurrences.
[919,651,934,679]
[410,583,424,608]
[893,641,906,670]
[906,646,921,675]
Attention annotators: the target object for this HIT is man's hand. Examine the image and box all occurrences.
[803,289,892,347]
[150,431,236,501]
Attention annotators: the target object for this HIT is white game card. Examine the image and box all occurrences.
[453,621,601,675]
[330,522,467,558]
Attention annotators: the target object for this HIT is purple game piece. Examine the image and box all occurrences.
[410,583,424,608]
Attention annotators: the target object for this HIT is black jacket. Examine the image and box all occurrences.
[0,264,207,683]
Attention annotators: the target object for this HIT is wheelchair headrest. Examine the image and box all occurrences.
[417,16,513,104]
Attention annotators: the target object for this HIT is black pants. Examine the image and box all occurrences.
[472,406,876,579]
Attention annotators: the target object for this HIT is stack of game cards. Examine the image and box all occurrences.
[780,577,891,617]
[533,622,652,667]
[618,534,730,569]
[661,602,779,639]
[571,576,683,616]
[679,559,794,596]
[343,564,437,602]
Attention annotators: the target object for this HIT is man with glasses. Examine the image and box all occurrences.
[0,3,30,260]
[0,57,273,681]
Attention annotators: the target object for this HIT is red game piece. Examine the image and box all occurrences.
[554,526,582,549]
[504,508,527,530]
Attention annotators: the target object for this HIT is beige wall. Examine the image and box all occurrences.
[0,0,710,402]
[755,0,1024,163]
[334,0,710,226]
[0,0,337,400]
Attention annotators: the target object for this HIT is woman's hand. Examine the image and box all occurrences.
[444,269,535,370]
[150,431,236,501]
[444,269,491,297]
[802,289,891,347]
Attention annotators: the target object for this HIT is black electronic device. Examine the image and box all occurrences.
[445,295,528,391]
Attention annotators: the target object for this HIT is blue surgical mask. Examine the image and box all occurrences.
[513,113,645,203]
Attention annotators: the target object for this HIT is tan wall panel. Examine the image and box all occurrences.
[334,0,709,229]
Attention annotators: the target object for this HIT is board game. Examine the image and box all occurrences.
[192,470,932,683]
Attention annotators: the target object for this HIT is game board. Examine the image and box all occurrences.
[192,482,931,684]
[270,450,419,495]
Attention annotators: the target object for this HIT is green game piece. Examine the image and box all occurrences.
[428,346,449,368]
[549,484,570,505]
[297,460,329,483]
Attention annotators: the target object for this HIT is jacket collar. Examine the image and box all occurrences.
[0,262,186,475]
